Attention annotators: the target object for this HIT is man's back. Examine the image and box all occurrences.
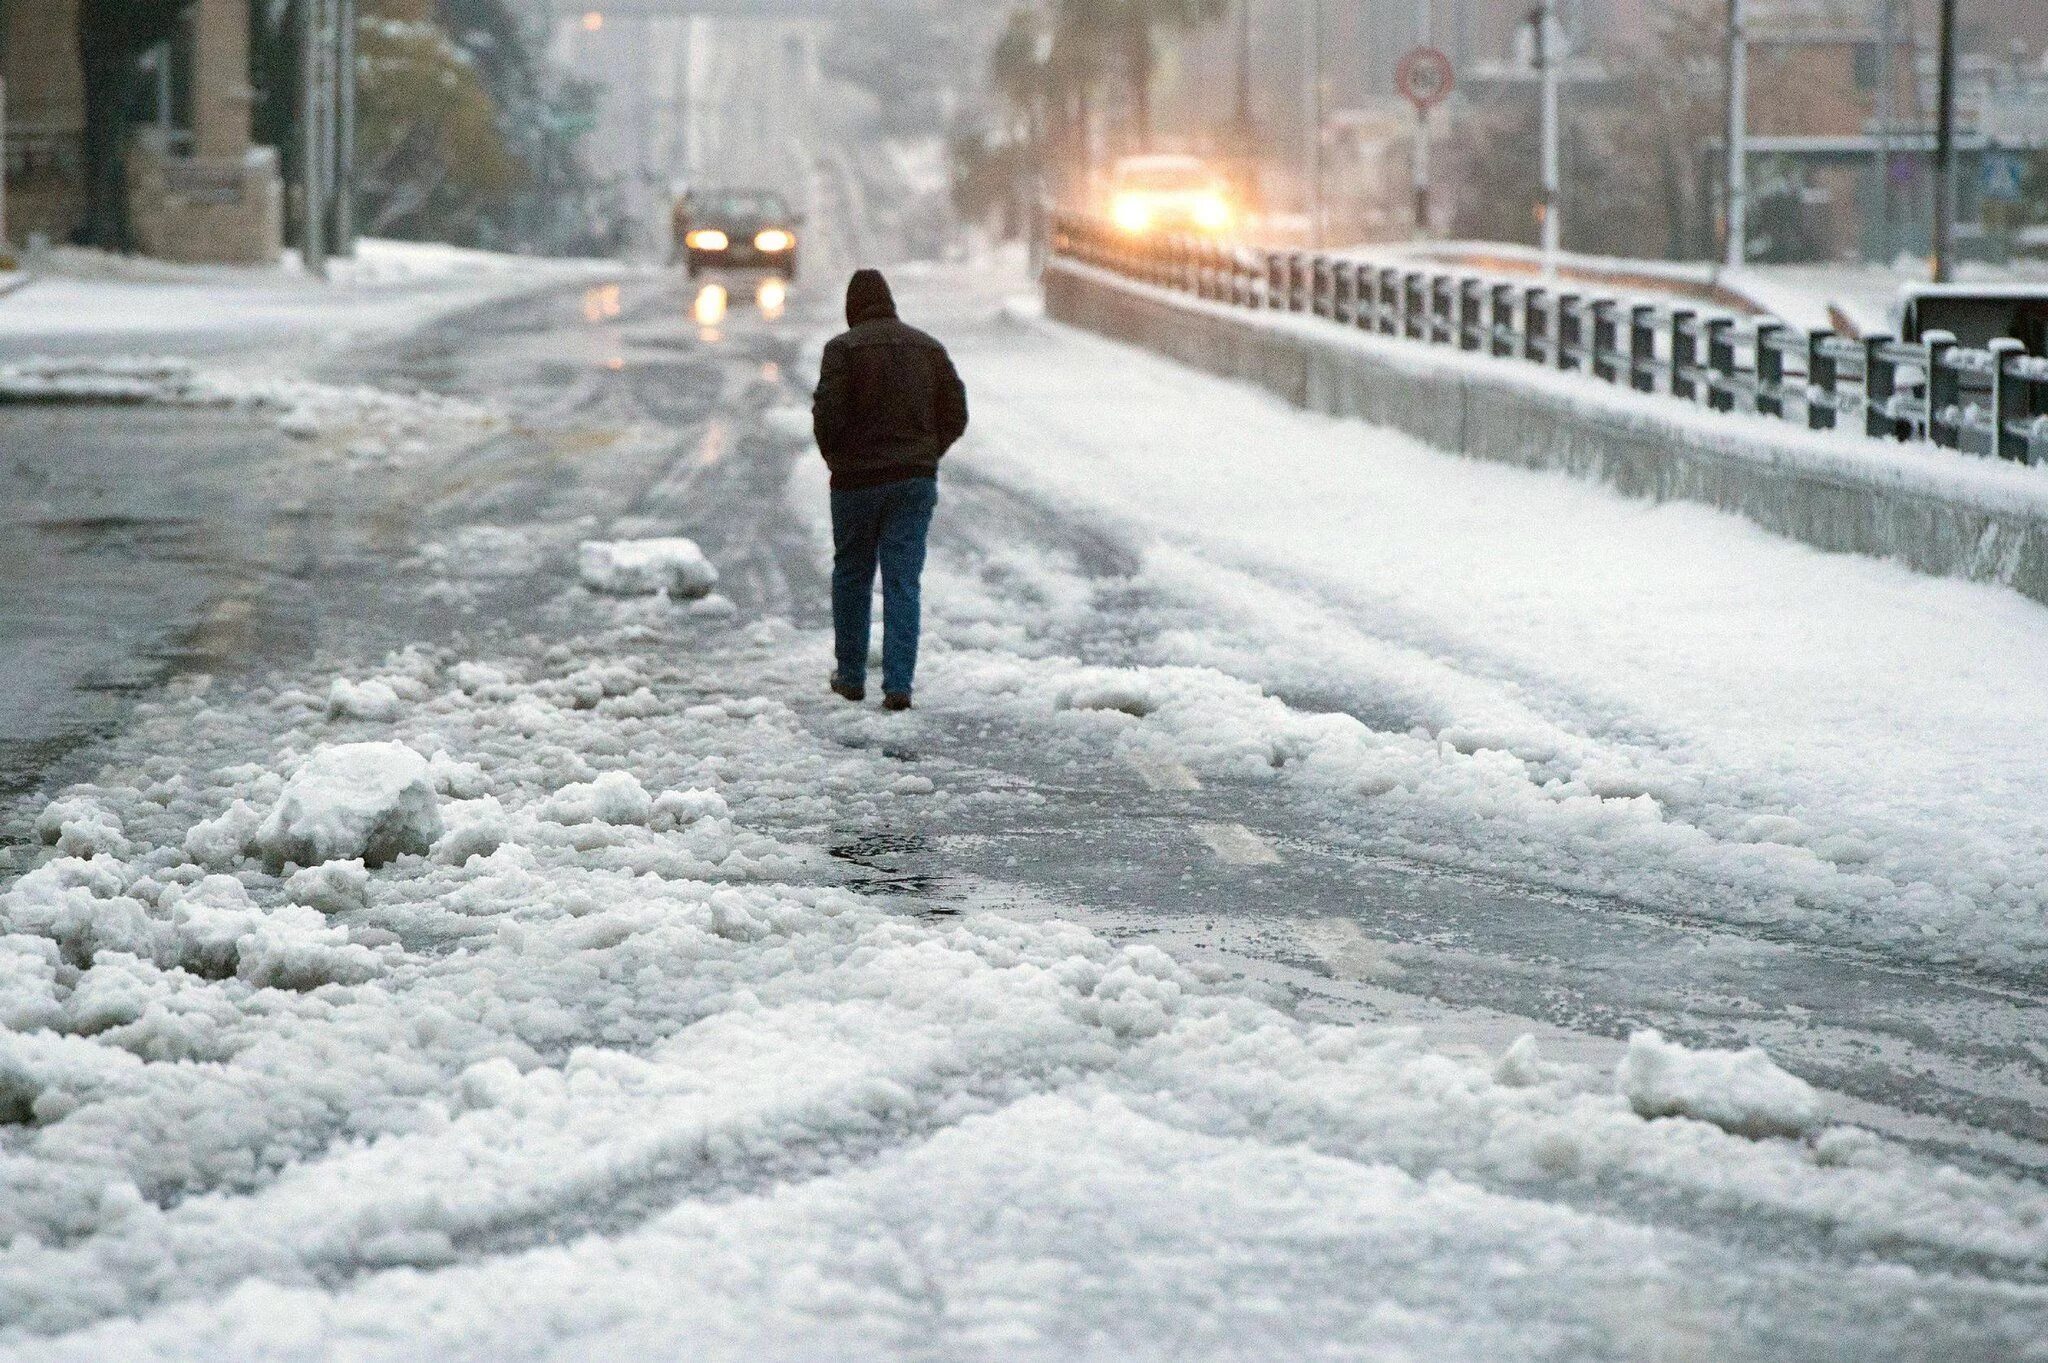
[812,275,968,491]
[814,269,963,708]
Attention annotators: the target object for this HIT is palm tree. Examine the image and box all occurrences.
[979,0,1227,215]
[1109,0,1228,152]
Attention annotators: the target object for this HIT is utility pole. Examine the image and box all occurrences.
[0,72,9,257]
[301,0,329,277]
[1931,0,1956,281]
[1874,0,1897,262]
[1,0,12,255]
[334,0,356,258]
[1724,0,1747,268]
[1534,0,1559,275]
[1309,0,1325,247]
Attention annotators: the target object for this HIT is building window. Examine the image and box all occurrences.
[1852,42,1879,91]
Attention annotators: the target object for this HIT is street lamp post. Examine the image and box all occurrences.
[1932,0,1956,282]
[1724,0,1747,268]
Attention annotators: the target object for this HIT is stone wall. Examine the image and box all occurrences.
[127,134,283,266]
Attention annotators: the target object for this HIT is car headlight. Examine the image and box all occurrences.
[1192,193,1231,232]
[754,228,796,253]
[685,229,729,251]
[1111,194,1151,234]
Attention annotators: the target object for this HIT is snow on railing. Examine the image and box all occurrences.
[1050,213,2048,467]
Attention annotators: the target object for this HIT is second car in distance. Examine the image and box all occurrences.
[675,188,801,279]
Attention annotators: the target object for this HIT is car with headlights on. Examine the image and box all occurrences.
[674,189,801,279]
[1105,154,1235,237]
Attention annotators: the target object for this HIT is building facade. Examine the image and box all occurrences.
[2,0,282,262]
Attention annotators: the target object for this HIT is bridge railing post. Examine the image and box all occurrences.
[1863,335,1897,440]
[1755,322,1785,418]
[1989,339,2032,462]
[1629,304,1658,393]
[1706,317,1736,412]
[1459,278,1484,352]
[1523,286,1547,363]
[1488,283,1515,358]
[1925,329,1959,448]
[1671,311,1698,402]
[1591,299,1618,382]
[1806,332,1837,430]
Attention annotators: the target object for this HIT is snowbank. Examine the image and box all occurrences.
[0,354,501,450]
[0,239,612,354]
[252,742,443,868]
[578,538,720,598]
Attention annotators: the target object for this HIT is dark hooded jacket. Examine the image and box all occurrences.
[812,270,969,491]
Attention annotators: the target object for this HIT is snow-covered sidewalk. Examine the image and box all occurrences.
[0,240,613,361]
[935,294,2048,978]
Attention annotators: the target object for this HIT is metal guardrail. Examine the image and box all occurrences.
[1050,213,2048,466]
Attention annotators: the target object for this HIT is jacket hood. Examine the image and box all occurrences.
[845,269,897,326]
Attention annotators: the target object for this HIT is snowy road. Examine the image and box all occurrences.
[4,30,2048,1360]
[0,252,2045,1356]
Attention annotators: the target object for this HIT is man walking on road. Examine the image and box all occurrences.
[812,268,969,711]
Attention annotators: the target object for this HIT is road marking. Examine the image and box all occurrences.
[1195,821,1282,865]
[1126,751,1201,791]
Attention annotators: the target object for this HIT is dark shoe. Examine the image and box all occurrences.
[882,693,912,712]
[830,676,866,703]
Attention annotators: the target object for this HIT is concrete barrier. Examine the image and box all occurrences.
[1044,259,2048,606]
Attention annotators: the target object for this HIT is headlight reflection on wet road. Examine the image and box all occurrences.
[690,278,788,336]
[581,282,622,323]
[693,282,729,336]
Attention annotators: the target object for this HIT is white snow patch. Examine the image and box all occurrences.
[326,678,402,722]
[541,771,653,827]
[284,859,371,914]
[577,538,720,598]
[252,742,443,869]
[33,797,130,860]
[1616,1029,1824,1139]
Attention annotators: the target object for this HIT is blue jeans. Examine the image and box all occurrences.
[831,478,938,697]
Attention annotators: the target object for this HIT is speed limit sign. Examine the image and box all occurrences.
[1396,47,1455,111]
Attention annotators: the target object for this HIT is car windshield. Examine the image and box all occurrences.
[702,192,788,220]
